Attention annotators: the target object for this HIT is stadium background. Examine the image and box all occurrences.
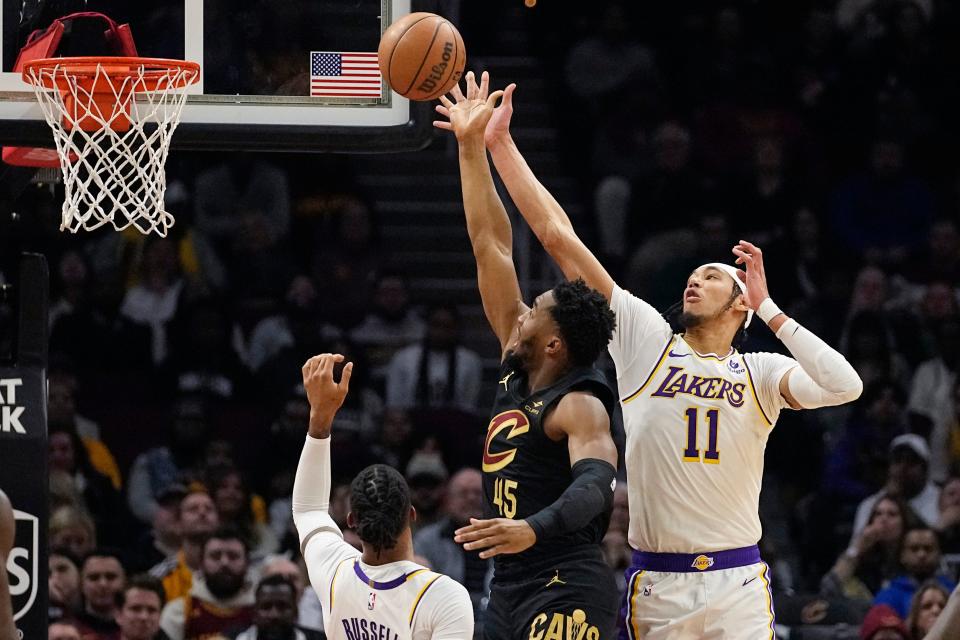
[6,1,960,637]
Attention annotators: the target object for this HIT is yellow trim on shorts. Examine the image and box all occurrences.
[628,570,645,640]
[623,337,676,404]
[759,563,775,639]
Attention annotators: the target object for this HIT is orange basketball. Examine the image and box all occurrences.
[378,12,466,101]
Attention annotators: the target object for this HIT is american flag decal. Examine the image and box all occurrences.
[310,51,382,98]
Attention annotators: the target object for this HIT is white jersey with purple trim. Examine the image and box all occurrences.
[609,285,797,553]
[300,527,473,640]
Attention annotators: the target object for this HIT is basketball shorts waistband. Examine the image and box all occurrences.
[630,545,761,573]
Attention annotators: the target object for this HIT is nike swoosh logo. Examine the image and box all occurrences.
[743,577,758,586]
[668,351,689,358]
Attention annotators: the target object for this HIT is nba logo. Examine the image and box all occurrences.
[367,592,376,610]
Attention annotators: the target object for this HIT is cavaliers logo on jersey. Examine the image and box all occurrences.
[528,608,599,640]
[482,410,529,473]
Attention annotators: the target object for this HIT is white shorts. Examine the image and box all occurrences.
[620,549,776,639]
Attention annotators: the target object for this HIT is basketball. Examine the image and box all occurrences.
[378,12,465,102]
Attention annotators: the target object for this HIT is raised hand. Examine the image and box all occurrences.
[301,353,353,436]
[484,81,515,147]
[731,240,771,310]
[433,71,504,142]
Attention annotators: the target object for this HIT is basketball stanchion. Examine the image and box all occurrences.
[21,56,200,237]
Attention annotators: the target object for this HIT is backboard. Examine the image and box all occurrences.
[0,0,436,152]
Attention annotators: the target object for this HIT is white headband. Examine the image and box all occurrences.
[701,263,753,328]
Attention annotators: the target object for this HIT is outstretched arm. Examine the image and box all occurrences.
[440,84,616,300]
[438,72,524,354]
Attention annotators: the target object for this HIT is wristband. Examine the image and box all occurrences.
[757,298,783,324]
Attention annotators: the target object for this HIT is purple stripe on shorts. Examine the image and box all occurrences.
[629,545,761,573]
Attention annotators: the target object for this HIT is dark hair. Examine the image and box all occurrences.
[899,525,939,556]
[255,573,297,600]
[116,574,165,609]
[548,279,616,367]
[349,464,411,554]
[203,525,250,555]
[49,546,82,571]
[81,548,127,574]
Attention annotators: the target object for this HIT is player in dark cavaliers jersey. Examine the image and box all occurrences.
[437,71,620,640]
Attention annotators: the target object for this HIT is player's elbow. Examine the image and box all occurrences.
[540,220,569,255]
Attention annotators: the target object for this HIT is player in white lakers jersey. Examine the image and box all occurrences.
[292,353,473,640]
[446,76,864,638]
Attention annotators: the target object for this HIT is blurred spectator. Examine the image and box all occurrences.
[167,301,247,399]
[908,318,960,482]
[414,469,492,621]
[193,155,290,254]
[128,396,213,525]
[120,238,185,366]
[260,556,322,633]
[325,338,383,442]
[48,368,120,485]
[50,507,97,560]
[116,575,167,640]
[129,484,185,575]
[903,219,960,286]
[822,495,915,603]
[727,136,801,242]
[823,380,908,505]
[150,486,220,603]
[49,548,82,623]
[205,465,278,562]
[49,621,83,640]
[371,408,417,471]
[233,575,324,640]
[349,271,426,379]
[76,549,127,640]
[405,452,449,533]
[386,304,482,413]
[839,313,911,390]
[563,2,658,110]
[602,484,631,596]
[311,196,383,329]
[160,527,255,640]
[859,603,909,640]
[48,424,127,546]
[852,435,941,537]
[905,580,949,640]
[830,138,935,267]
[934,476,960,554]
[873,526,955,617]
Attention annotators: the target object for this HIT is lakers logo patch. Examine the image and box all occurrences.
[691,555,714,571]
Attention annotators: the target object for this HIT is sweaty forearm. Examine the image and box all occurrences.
[525,458,616,541]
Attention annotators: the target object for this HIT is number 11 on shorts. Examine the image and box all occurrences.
[683,408,720,464]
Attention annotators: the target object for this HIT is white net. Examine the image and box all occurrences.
[24,58,199,237]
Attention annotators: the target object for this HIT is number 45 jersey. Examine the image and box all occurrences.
[482,356,615,576]
[609,285,798,555]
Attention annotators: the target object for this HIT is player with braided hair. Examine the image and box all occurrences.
[292,353,473,639]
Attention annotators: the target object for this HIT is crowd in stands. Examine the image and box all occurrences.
[0,0,959,638]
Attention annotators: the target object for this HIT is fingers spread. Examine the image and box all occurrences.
[479,70,490,100]
[486,90,504,109]
[465,71,478,99]
[339,361,354,391]
[450,83,465,102]
[433,121,453,130]
[438,95,453,109]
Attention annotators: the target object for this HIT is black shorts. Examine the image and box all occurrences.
[483,552,619,640]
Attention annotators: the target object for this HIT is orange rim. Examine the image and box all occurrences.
[22,56,200,91]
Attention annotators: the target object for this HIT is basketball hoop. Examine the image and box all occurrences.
[22,56,200,236]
